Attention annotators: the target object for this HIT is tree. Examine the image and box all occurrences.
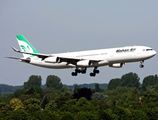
[121,72,140,88]
[93,92,105,101]
[108,78,121,90]
[73,87,92,100]
[45,100,57,111]
[74,84,80,93]
[95,83,100,92]
[74,111,99,120]
[14,89,25,98]
[113,106,132,119]
[10,109,28,120]
[24,75,42,89]
[142,75,158,90]
[130,109,147,120]
[43,110,60,120]
[40,95,49,109]
[46,75,63,90]
[23,98,40,114]
[60,111,74,120]
[10,98,24,111]
[154,84,158,92]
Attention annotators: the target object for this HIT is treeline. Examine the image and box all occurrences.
[0,84,23,96]
[0,72,158,119]
[108,72,158,92]
[0,83,108,96]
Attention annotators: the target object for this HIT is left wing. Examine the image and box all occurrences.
[11,47,103,64]
[53,56,103,66]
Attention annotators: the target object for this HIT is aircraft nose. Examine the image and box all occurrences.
[153,50,156,56]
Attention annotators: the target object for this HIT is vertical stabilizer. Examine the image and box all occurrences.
[16,35,39,58]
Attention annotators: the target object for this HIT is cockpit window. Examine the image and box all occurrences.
[146,49,152,51]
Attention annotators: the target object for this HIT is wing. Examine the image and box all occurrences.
[56,56,103,65]
[11,47,103,65]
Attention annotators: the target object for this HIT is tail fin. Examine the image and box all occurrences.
[16,35,40,58]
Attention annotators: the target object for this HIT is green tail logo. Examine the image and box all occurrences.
[20,45,30,52]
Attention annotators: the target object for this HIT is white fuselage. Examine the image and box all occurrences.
[27,46,156,69]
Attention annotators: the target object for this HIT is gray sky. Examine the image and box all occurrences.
[1,1,158,86]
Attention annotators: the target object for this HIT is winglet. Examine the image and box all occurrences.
[11,46,20,52]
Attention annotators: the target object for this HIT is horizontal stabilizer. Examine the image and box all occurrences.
[5,56,21,60]
[5,57,30,63]
[10,46,52,59]
[11,46,20,52]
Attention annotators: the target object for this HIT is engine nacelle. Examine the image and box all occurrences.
[77,60,92,67]
[109,63,124,68]
[44,57,59,63]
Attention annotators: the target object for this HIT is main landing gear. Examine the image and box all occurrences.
[139,60,144,68]
[90,67,100,77]
[71,67,100,77]
[71,68,87,76]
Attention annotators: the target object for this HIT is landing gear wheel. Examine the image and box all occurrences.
[71,72,77,76]
[139,64,144,68]
[75,69,81,73]
[90,73,96,77]
[94,70,100,74]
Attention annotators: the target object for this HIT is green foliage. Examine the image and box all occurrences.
[24,75,42,89]
[23,98,40,114]
[0,84,23,96]
[40,95,49,109]
[107,86,134,97]
[98,98,108,110]
[10,109,28,120]
[95,83,100,92]
[10,98,24,110]
[142,90,158,103]
[1,93,14,100]
[60,111,74,120]
[74,84,80,93]
[14,88,25,98]
[154,84,158,92]
[113,106,132,120]
[55,93,71,109]
[98,109,119,120]
[142,74,158,90]
[73,87,92,100]
[45,100,57,111]
[108,72,140,90]
[93,92,105,101]
[74,111,99,120]
[43,110,60,120]
[46,75,63,89]
[121,72,140,88]
[108,78,121,90]
[130,109,148,120]
[2,73,158,119]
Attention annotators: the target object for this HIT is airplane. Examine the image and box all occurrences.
[6,35,156,77]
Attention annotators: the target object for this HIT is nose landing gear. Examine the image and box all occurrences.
[139,60,144,68]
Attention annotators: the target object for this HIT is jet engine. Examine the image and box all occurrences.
[109,63,124,68]
[77,60,92,67]
[44,57,59,63]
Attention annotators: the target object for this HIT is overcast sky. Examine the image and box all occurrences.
[1,1,158,86]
